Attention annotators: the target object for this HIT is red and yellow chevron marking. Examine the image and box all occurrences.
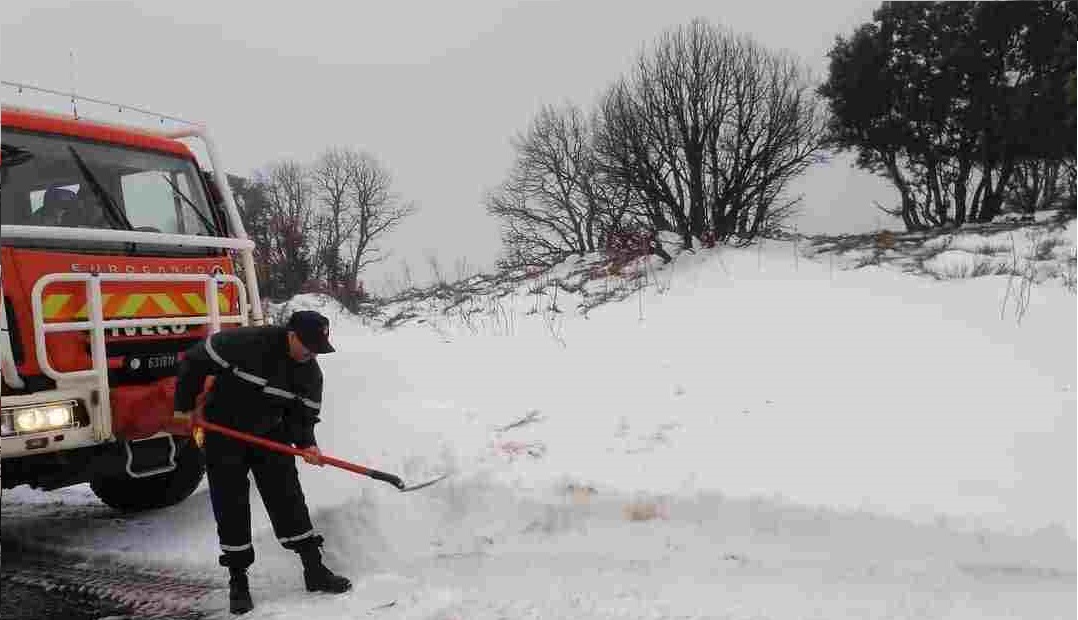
[40,291,233,321]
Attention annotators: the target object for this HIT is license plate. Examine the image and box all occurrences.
[124,353,180,376]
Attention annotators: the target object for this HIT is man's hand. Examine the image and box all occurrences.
[300,446,324,466]
[173,410,205,447]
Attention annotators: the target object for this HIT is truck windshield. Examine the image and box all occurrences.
[0,128,220,237]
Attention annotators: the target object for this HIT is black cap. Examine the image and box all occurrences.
[286,310,335,354]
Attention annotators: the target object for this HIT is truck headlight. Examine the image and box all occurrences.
[1,401,77,436]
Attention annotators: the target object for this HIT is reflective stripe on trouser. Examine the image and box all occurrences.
[205,429,320,569]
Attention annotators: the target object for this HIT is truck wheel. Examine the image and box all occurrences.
[90,439,205,512]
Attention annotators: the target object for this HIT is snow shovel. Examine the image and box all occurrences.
[193,418,448,492]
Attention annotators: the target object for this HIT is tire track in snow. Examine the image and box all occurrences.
[1,539,217,619]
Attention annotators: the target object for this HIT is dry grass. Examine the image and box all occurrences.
[623,500,670,522]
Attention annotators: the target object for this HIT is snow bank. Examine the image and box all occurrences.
[3,223,1074,619]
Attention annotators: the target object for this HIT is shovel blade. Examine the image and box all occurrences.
[399,473,449,493]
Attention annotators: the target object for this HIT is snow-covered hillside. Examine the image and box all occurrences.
[3,217,1075,619]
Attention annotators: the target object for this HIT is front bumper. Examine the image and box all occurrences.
[1,388,100,458]
[0,423,99,458]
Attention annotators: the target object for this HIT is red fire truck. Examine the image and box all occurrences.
[1,84,264,511]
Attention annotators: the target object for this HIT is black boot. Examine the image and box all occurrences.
[228,568,254,615]
[299,548,352,593]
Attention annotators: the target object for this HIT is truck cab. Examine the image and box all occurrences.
[1,96,264,511]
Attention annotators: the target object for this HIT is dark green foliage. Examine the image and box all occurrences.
[819,1,1077,230]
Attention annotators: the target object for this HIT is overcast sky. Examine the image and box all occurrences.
[2,0,898,290]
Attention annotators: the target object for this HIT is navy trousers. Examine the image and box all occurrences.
[203,427,322,568]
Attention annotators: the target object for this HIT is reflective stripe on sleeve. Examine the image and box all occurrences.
[263,386,296,400]
[204,336,231,369]
[233,368,268,386]
[203,337,320,410]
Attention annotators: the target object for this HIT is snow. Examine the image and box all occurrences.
[922,250,1013,279]
[3,223,1076,619]
[921,222,1076,283]
[813,219,1077,286]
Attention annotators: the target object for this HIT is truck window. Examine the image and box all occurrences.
[1,128,219,237]
[120,170,210,234]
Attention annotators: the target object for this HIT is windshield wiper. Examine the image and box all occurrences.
[67,146,134,230]
[1,144,34,169]
[160,173,218,235]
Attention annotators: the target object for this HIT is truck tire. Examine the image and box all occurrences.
[90,439,205,512]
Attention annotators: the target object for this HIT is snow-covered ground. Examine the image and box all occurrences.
[804,213,1077,288]
[3,223,1075,619]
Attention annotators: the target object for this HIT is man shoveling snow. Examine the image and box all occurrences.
[172,310,352,614]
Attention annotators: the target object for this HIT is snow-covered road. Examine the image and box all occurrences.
[2,478,1074,619]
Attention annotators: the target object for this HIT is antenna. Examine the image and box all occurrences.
[69,49,78,119]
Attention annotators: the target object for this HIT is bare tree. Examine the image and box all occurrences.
[311,148,359,292]
[487,180,571,268]
[716,44,826,240]
[487,103,645,268]
[258,160,316,297]
[244,149,414,306]
[342,152,416,291]
[597,19,826,248]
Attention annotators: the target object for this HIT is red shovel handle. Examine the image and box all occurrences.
[194,418,405,490]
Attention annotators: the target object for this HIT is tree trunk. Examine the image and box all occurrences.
[929,163,948,226]
[919,187,940,228]
[669,205,692,249]
[710,201,725,240]
[979,162,1015,222]
[980,192,1004,222]
[584,200,598,252]
[969,175,987,221]
[648,232,673,263]
[688,151,706,239]
[953,159,971,225]
[1043,162,1061,212]
[885,158,923,232]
